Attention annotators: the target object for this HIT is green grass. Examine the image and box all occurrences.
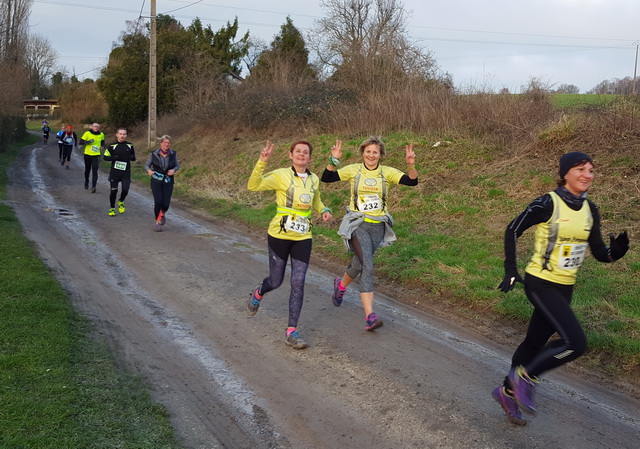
[0,137,180,448]
[550,93,621,109]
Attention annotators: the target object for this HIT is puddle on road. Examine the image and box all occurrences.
[44,207,75,217]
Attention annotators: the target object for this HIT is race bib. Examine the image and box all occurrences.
[64,137,73,145]
[151,171,165,182]
[285,215,309,234]
[558,243,587,270]
[91,145,100,152]
[358,194,382,212]
[114,161,127,171]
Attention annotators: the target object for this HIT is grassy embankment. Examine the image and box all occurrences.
[126,93,639,380]
[0,135,180,448]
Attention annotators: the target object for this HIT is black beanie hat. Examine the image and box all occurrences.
[559,152,592,179]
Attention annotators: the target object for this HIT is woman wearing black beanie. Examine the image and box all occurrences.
[492,151,629,425]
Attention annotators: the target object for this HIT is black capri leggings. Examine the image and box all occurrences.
[150,179,174,219]
[511,274,587,378]
[259,235,312,328]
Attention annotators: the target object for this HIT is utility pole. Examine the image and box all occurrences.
[148,0,157,148]
[633,41,640,95]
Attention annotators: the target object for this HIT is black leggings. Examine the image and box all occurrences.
[61,145,73,162]
[150,180,174,219]
[259,235,312,328]
[58,143,63,159]
[84,154,100,187]
[109,175,131,208]
[511,274,586,378]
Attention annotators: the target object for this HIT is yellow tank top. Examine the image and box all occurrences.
[525,191,593,285]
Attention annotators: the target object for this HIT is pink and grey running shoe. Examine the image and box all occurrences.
[332,277,346,307]
[365,313,383,331]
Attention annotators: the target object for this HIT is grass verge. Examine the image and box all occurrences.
[0,136,180,448]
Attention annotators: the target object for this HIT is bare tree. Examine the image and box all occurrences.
[0,62,27,111]
[26,33,57,97]
[174,50,230,117]
[554,84,580,94]
[0,0,32,63]
[309,0,438,91]
[242,36,268,76]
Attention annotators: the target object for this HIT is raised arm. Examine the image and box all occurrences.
[248,141,277,191]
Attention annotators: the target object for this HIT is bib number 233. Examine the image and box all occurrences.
[285,215,309,234]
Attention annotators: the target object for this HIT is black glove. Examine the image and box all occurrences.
[497,270,524,293]
[609,231,629,261]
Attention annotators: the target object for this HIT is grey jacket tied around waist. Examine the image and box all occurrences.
[337,208,396,251]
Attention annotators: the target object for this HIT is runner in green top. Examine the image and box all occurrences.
[80,122,105,192]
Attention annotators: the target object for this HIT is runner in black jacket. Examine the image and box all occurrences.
[103,128,136,216]
[144,135,179,232]
[492,151,629,425]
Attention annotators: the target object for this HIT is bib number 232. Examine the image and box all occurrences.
[358,194,382,212]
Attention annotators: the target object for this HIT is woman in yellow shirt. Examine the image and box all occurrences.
[321,137,418,331]
[247,140,332,349]
[494,152,628,424]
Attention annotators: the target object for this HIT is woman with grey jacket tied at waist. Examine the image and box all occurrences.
[144,135,179,232]
[321,137,418,331]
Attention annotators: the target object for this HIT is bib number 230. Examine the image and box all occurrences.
[558,243,587,269]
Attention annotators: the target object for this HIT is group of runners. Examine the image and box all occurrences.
[41,123,631,424]
[246,138,629,425]
[46,123,179,231]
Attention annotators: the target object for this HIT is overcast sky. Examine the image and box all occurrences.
[30,0,640,93]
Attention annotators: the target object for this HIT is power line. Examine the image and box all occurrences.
[32,0,139,14]
[32,0,639,47]
[134,0,147,34]
[160,0,204,15]
[408,24,636,43]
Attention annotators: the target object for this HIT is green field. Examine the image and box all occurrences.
[551,93,621,108]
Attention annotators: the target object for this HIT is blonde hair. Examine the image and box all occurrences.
[358,136,386,157]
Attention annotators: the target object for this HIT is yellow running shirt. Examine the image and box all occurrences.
[81,131,105,156]
[248,160,327,241]
[336,163,404,220]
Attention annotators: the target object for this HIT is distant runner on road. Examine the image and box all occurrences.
[59,125,77,170]
[144,135,179,232]
[103,128,136,217]
[321,137,418,331]
[55,126,65,161]
[247,140,332,350]
[494,151,629,425]
[42,124,51,144]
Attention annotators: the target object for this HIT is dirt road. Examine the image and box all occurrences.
[7,140,640,448]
